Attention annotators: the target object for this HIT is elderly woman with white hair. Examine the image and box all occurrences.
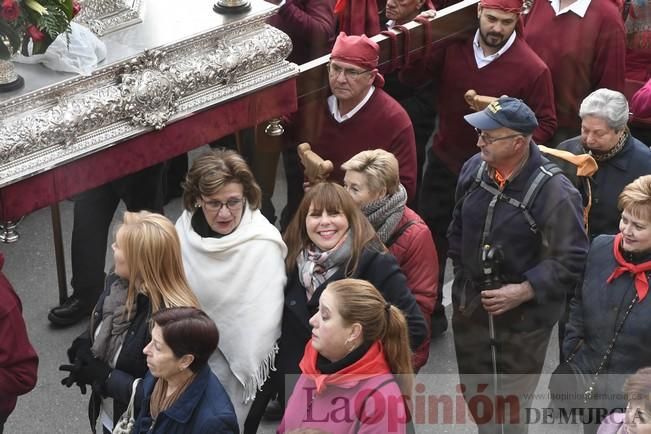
[558,88,651,240]
[341,149,438,371]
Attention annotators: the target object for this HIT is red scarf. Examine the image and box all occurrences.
[299,340,392,394]
[606,233,651,301]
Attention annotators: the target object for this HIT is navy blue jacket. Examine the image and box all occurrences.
[133,364,239,434]
[564,235,651,405]
[558,134,651,239]
[448,144,589,330]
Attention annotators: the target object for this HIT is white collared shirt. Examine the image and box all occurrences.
[472,29,517,69]
[549,0,591,17]
[327,86,376,123]
[386,19,396,29]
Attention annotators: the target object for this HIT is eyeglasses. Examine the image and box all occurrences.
[326,62,371,80]
[474,128,522,145]
[201,197,245,212]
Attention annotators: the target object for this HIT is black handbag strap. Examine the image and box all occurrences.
[385,220,417,248]
[584,294,638,402]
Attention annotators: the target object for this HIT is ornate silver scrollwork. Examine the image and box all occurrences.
[120,50,182,130]
[75,0,143,36]
[0,23,296,187]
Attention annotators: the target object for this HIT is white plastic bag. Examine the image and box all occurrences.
[14,22,107,75]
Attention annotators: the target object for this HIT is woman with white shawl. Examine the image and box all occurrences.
[175,149,287,429]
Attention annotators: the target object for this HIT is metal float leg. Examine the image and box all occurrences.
[50,204,68,305]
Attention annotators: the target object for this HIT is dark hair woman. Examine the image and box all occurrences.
[133,307,238,434]
[177,149,287,430]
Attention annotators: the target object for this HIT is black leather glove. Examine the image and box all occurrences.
[66,336,92,364]
[74,351,112,391]
[59,358,87,395]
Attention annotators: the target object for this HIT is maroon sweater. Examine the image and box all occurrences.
[409,35,556,174]
[524,0,626,130]
[0,254,38,418]
[292,89,417,199]
[267,0,337,64]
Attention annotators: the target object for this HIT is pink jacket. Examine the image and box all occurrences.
[388,207,438,370]
[278,373,408,434]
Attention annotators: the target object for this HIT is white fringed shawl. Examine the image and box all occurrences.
[176,206,287,403]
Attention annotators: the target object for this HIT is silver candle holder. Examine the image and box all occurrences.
[213,0,251,13]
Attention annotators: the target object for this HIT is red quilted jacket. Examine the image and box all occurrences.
[387,207,438,370]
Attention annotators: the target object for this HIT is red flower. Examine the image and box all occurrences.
[27,25,46,42]
[72,1,81,16]
[1,0,20,21]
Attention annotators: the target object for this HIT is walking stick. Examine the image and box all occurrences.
[481,244,505,434]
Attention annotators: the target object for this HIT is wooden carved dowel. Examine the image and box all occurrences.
[297,142,333,184]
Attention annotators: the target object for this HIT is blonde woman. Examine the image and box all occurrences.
[279,278,414,433]
[562,175,651,432]
[60,211,199,434]
[176,149,287,429]
[342,149,439,370]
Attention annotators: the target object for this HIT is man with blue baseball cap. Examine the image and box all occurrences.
[447,96,588,433]
[464,97,539,180]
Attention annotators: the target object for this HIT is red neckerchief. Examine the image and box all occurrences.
[299,340,391,394]
[607,233,651,301]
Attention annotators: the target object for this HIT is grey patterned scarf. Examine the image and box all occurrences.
[91,276,136,365]
[297,233,353,301]
[361,184,407,244]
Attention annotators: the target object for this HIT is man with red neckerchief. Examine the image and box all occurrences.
[285,32,418,205]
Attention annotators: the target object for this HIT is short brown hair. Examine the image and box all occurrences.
[341,149,400,195]
[182,149,261,211]
[152,307,219,373]
[618,175,651,222]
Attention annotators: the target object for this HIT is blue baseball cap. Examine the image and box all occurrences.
[464,96,538,134]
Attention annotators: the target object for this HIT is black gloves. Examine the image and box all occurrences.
[60,358,87,394]
[66,337,91,363]
[75,352,112,387]
[60,349,112,395]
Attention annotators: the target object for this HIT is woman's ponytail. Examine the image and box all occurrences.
[327,279,415,398]
[383,305,414,398]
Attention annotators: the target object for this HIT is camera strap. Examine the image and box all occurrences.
[468,160,562,246]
